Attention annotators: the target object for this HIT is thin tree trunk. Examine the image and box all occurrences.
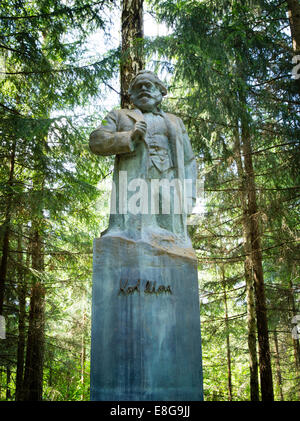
[5,310,11,400]
[22,230,45,401]
[15,228,27,401]
[0,368,2,397]
[234,127,260,401]
[6,366,11,400]
[0,140,16,315]
[273,331,284,401]
[241,116,274,401]
[121,0,144,108]
[49,360,52,387]
[221,265,233,401]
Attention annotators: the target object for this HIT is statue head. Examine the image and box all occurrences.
[128,70,167,112]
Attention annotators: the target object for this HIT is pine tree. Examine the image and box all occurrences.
[0,0,120,400]
[121,0,144,107]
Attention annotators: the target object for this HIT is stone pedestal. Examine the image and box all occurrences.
[90,235,203,401]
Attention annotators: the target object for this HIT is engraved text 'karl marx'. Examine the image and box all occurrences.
[118,279,172,296]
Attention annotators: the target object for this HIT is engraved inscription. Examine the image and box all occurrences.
[118,279,140,296]
[144,281,172,295]
[118,279,172,296]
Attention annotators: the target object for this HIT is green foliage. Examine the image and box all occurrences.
[0,0,299,401]
[0,0,118,401]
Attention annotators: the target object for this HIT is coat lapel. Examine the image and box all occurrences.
[124,108,145,122]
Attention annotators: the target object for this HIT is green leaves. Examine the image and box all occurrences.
[0,0,119,401]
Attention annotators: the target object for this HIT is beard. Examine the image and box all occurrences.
[132,92,162,112]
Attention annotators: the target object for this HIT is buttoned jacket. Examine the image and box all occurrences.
[90,108,196,189]
[89,108,196,235]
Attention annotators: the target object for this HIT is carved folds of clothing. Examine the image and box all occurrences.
[89,108,196,245]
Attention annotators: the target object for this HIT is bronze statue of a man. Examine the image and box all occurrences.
[89,70,196,251]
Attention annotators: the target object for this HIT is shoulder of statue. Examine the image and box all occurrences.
[163,112,182,124]
[105,108,131,122]
[107,108,133,115]
[107,108,122,116]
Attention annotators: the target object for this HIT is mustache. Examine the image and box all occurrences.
[138,91,153,98]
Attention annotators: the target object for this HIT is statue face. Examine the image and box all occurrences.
[129,76,163,112]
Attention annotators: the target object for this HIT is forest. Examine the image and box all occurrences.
[0,0,299,402]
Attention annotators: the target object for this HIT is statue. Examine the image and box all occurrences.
[89,70,196,251]
[89,71,203,401]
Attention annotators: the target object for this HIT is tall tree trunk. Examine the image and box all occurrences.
[287,0,300,53]
[22,230,45,401]
[234,127,260,401]
[121,0,144,108]
[15,228,27,401]
[241,116,274,401]
[244,255,260,401]
[0,139,16,315]
[221,265,233,401]
[273,330,284,401]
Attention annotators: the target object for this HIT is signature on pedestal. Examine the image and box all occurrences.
[118,279,172,296]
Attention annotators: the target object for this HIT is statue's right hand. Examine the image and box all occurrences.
[131,121,147,143]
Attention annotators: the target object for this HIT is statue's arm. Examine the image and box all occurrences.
[89,110,134,156]
[179,118,197,210]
